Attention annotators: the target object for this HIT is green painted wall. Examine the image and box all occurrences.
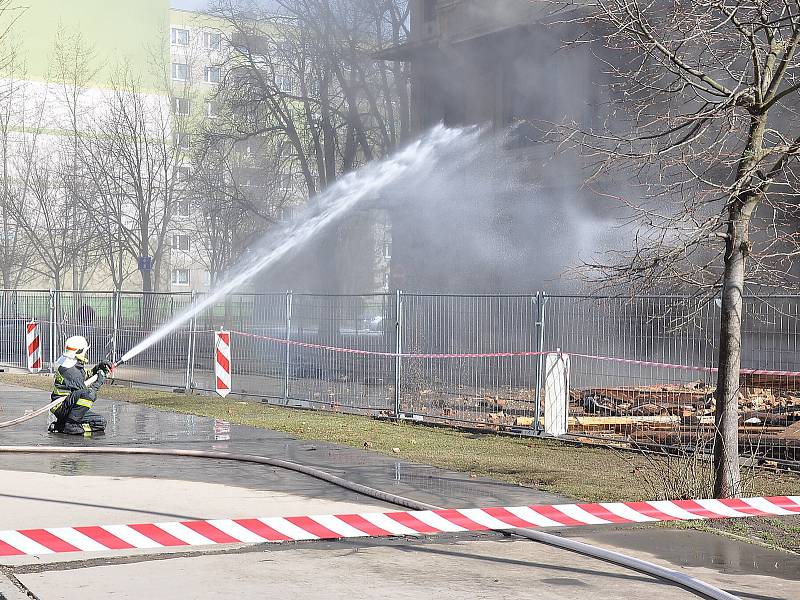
[1,0,169,89]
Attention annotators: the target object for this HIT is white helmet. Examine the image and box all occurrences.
[62,335,90,365]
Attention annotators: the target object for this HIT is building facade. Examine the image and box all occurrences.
[383,0,613,293]
[168,8,228,292]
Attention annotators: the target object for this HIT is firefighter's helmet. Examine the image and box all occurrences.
[63,335,90,364]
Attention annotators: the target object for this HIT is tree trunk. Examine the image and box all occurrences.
[713,213,748,498]
[140,267,155,330]
[141,267,153,293]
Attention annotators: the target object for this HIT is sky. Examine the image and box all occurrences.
[170,0,281,10]
[171,0,210,10]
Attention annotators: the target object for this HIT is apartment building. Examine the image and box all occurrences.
[167,8,310,293]
[167,8,227,292]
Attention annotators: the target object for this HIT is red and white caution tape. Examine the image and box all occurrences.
[214,330,232,398]
[1,495,798,557]
[231,330,800,378]
[25,320,41,374]
[234,330,548,359]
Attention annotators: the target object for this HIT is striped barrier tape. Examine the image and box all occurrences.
[231,330,800,377]
[1,495,798,557]
[232,330,545,359]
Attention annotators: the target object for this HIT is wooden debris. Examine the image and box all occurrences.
[779,421,800,440]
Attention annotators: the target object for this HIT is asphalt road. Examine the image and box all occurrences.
[1,385,798,600]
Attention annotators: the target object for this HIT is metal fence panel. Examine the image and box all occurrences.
[286,293,395,413]
[0,288,796,466]
[737,297,800,465]
[399,294,540,427]
[543,295,799,465]
[0,290,53,369]
[113,292,194,390]
[53,291,117,371]
[190,293,287,400]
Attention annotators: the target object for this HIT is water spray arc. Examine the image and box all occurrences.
[1,126,476,430]
[119,125,478,366]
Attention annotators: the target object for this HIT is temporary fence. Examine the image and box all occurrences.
[0,290,798,466]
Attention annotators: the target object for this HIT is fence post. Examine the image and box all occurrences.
[184,291,197,393]
[111,290,120,365]
[533,291,547,434]
[283,290,293,404]
[48,289,56,373]
[394,290,403,418]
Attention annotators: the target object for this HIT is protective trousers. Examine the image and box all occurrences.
[50,389,107,435]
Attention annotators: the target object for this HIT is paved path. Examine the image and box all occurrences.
[11,538,696,600]
[1,384,798,599]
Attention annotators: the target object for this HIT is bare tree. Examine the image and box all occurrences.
[0,3,46,289]
[0,48,37,288]
[207,0,409,187]
[558,0,800,497]
[77,70,187,292]
[12,136,83,290]
[188,134,290,283]
[51,30,102,291]
[205,0,409,291]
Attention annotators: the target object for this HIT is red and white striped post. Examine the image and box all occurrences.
[25,320,42,373]
[214,329,231,398]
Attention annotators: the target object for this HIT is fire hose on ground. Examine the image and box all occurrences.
[0,441,740,600]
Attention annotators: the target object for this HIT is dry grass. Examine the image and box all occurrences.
[3,372,797,500]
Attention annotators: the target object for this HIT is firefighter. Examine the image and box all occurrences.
[48,335,112,435]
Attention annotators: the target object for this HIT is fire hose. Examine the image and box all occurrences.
[0,350,738,600]
[0,442,739,599]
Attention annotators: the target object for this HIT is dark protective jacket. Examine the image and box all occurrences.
[50,363,106,423]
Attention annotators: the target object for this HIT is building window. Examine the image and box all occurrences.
[206,101,220,118]
[172,62,188,81]
[171,28,189,46]
[204,66,221,84]
[174,132,191,150]
[175,166,190,183]
[171,268,190,285]
[277,71,293,93]
[209,171,226,188]
[423,0,437,22]
[176,198,190,216]
[204,31,222,50]
[278,171,292,191]
[173,97,190,115]
[172,234,190,251]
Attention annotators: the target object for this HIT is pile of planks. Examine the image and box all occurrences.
[573,382,800,438]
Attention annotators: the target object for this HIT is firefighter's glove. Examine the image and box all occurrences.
[93,361,113,375]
